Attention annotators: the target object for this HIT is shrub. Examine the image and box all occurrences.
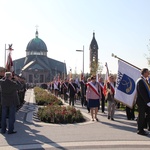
[35,87,85,124]
[37,105,85,124]
[34,87,63,106]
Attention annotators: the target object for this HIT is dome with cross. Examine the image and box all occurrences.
[26,30,47,53]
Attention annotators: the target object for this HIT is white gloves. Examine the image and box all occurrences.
[147,102,150,107]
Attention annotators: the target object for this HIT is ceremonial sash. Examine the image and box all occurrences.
[70,83,76,91]
[63,82,68,89]
[141,78,150,98]
[54,81,59,89]
[88,82,100,97]
[81,80,85,84]
[99,83,104,89]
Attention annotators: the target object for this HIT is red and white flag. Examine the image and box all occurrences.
[5,52,14,73]
[103,62,109,96]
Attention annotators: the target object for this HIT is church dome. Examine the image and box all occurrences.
[26,30,47,52]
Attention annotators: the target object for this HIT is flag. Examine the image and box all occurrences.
[96,71,99,82]
[69,69,72,79]
[5,52,14,73]
[80,72,84,80]
[114,60,141,108]
[103,62,109,96]
[104,62,109,84]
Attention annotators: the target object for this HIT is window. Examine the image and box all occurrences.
[40,75,44,83]
[29,74,33,83]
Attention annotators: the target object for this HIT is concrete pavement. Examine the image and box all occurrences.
[0,89,150,150]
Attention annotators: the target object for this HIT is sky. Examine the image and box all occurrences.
[0,0,150,75]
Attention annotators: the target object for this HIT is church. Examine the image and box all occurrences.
[13,29,67,84]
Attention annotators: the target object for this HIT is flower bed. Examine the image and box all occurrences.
[34,87,63,105]
[38,105,85,124]
[34,87,85,124]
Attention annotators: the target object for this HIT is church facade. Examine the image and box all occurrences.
[13,30,67,84]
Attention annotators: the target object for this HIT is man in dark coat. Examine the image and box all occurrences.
[62,79,69,102]
[0,72,21,134]
[68,78,77,106]
[80,77,86,107]
[98,77,105,113]
[136,68,150,136]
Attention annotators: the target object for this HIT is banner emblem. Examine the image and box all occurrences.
[117,73,135,95]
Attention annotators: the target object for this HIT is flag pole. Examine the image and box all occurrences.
[4,44,6,67]
[105,62,110,76]
[112,53,141,71]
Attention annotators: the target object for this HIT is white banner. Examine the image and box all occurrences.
[114,60,141,108]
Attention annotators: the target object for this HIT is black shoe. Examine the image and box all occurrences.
[137,130,148,136]
[111,118,114,121]
[108,116,110,119]
[95,118,99,122]
[8,131,17,134]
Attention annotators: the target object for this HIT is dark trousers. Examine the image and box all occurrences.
[1,105,16,133]
[137,105,150,131]
[126,106,135,120]
[64,93,68,101]
[81,96,86,107]
[101,98,105,112]
[87,101,90,112]
[69,97,75,106]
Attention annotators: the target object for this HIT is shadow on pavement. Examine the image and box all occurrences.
[0,106,68,150]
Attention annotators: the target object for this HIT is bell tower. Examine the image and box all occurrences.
[89,32,99,75]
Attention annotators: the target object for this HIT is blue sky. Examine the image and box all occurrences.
[0,0,150,74]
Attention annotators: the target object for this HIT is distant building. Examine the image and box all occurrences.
[13,30,67,84]
[89,32,99,75]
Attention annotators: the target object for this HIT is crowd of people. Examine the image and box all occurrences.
[47,74,117,122]
[46,69,150,136]
[0,68,150,136]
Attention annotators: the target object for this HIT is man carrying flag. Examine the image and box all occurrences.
[105,75,116,121]
[136,68,150,136]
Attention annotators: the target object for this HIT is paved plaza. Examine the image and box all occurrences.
[0,89,150,150]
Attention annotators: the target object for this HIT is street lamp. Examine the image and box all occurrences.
[76,45,84,75]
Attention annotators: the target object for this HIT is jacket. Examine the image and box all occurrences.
[0,78,21,106]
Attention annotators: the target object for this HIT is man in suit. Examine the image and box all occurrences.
[0,72,21,134]
[62,79,69,102]
[98,77,105,113]
[68,78,77,106]
[136,68,150,136]
[80,77,86,107]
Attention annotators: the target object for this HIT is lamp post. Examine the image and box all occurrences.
[76,45,84,75]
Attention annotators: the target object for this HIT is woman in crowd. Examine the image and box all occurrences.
[86,75,101,121]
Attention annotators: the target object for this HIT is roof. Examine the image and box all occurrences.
[13,55,67,73]
[89,32,98,50]
[26,37,47,52]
